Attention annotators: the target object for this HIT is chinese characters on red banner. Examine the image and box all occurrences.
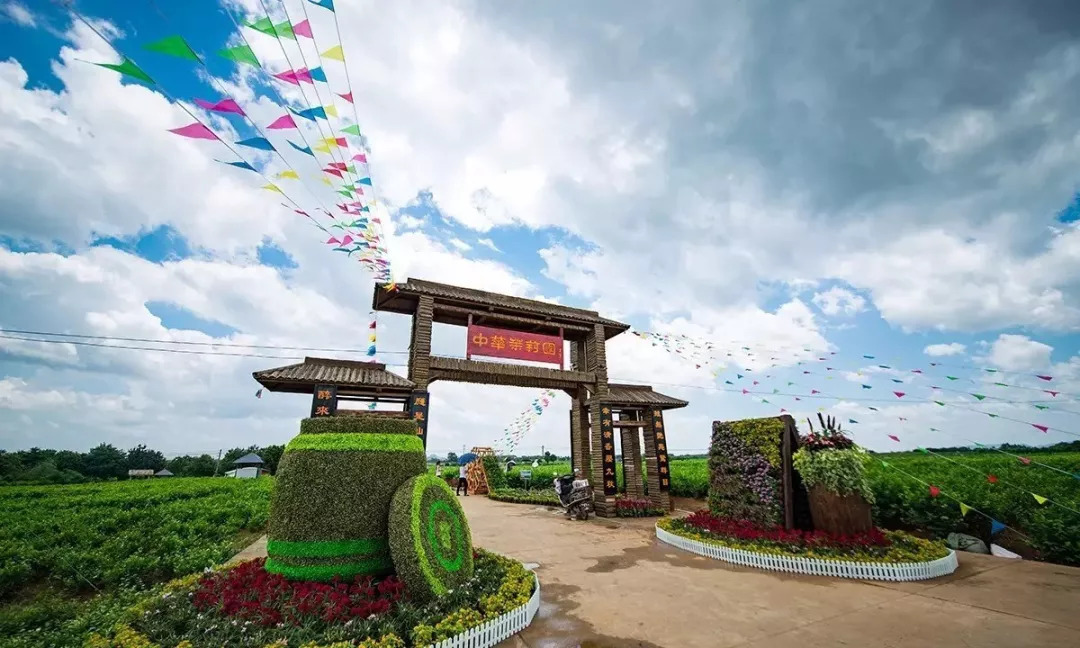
[466,324,564,367]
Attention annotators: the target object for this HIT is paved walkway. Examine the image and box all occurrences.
[456,497,1080,648]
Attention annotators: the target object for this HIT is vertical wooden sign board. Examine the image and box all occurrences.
[650,409,671,492]
[311,384,338,418]
[409,390,430,448]
[600,406,617,496]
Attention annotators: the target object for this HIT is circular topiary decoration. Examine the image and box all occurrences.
[388,474,474,600]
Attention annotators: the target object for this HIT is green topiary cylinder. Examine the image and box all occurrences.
[265,415,426,581]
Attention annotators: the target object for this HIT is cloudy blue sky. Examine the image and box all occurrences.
[1,0,1078,458]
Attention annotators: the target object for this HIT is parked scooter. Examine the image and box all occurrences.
[554,471,593,520]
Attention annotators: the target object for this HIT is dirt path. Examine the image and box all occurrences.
[456,497,1080,648]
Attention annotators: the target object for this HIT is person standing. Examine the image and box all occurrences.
[456,463,468,496]
[435,461,443,478]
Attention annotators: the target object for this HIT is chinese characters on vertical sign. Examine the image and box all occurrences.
[311,384,338,418]
[651,408,670,492]
[600,406,617,496]
[466,323,564,367]
[409,390,430,448]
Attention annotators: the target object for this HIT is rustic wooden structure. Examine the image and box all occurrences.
[369,278,687,517]
[601,385,688,512]
[466,447,496,495]
[806,486,873,535]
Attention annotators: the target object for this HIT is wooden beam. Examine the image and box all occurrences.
[432,303,590,334]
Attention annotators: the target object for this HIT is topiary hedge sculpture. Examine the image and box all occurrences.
[388,474,475,601]
[266,415,427,581]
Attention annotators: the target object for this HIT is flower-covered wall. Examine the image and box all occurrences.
[708,417,788,527]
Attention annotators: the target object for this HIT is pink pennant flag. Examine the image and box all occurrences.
[325,236,341,245]
[752,380,759,385]
[1031,424,1049,433]
[811,389,820,394]
[780,408,787,413]
[348,201,364,207]
[338,91,353,103]
[929,485,941,498]
[195,98,245,116]
[1019,456,1031,465]
[294,209,309,216]
[352,153,368,163]
[328,162,347,170]
[323,168,344,178]
[888,435,900,442]
[340,234,354,246]
[274,69,300,85]
[168,122,218,140]
[293,19,313,38]
[741,389,748,394]
[267,114,297,129]
[294,68,314,84]
[911,369,923,374]
[1035,375,1052,381]
[1045,390,1059,397]
[893,391,905,398]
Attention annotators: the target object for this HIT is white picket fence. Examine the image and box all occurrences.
[424,573,541,648]
[656,525,958,581]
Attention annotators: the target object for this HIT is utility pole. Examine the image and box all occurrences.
[213,449,222,477]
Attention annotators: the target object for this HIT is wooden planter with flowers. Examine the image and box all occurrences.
[793,414,874,535]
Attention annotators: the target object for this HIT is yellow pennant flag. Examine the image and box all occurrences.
[959,502,972,516]
[320,176,332,186]
[1032,493,1048,505]
[324,104,338,118]
[276,170,299,180]
[261,183,283,194]
[368,333,376,342]
[314,142,332,154]
[321,45,345,61]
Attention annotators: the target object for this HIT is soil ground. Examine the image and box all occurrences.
[238,496,1080,647]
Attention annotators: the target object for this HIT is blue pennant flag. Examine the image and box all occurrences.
[308,66,327,82]
[307,0,334,11]
[990,520,1006,535]
[287,140,314,156]
[848,418,858,424]
[366,344,376,356]
[358,177,373,186]
[217,159,256,171]
[236,136,274,151]
[290,105,327,121]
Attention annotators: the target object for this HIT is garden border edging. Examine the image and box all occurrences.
[423,572,540,648]
[656,525,958,581]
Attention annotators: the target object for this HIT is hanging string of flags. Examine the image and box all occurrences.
[495,390,557,454]
[77,0,394,288]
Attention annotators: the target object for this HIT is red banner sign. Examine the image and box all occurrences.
[466,324,563,366]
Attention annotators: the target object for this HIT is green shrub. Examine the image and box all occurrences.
[300,416,419,436]
[793,446,874,502]
[388,475,474,601]
[481,456,507,490]
[267,417,426,580]
[488,488,560,505]
[708,418,785,526]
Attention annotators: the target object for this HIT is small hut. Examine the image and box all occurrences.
[231,453,265,479]
[154,469,174,478]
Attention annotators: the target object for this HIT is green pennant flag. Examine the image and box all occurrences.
[247,16,275,35]
[337,189,353,198]
[1034,405,1050,410]
[946,376,959,381]
[974,441,985,447]
[934,400,945,406]
[994,382,1008,387]
[987,413,998,418]
[92,58,154,84]
[341,124,362,136]
[881,460,891,468]
[972,393,986,400]
[930,427,940,432]
[917,447,929,454]
[143,35,200,61]
[761,399,770,404]
[273,21,296,40]
[219,44,260,67]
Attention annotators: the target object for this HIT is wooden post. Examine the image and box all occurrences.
[781,415,795,530]
[466,313,473,361]
[642,408,671,511]
[408,295,435,389]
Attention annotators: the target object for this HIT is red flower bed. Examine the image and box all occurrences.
[191,558,405,627]
[614,496,664,517]
[683,510,891,551]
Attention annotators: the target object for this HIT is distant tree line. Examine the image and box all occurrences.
[425,451,570,465]
[0,444,285,486]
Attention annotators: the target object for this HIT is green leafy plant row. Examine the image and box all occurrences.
[488,488,561,506]
[300,416,420,436]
